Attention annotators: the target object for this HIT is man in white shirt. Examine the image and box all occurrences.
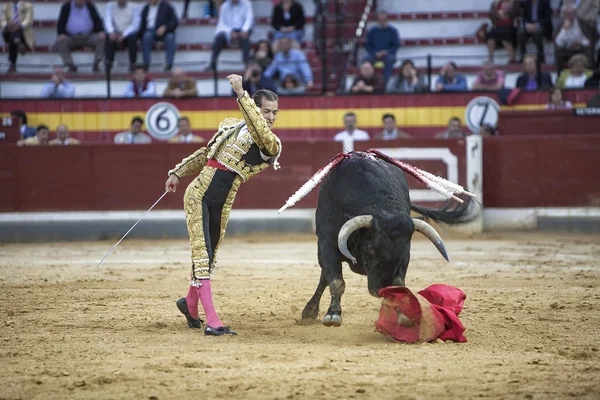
[40,65,75,98]
[333,112,370,152]
[168,117,205,143]
[554,4,594,72]
[373,113,413,140]
[104,0,141,72]
[114,116,153,144]
[207,0,254,70]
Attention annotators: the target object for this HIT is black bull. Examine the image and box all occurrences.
[301,152,477,327]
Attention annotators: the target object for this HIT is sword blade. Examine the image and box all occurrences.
[96,189,170,268]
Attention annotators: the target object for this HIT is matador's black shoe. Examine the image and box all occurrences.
[205,325,237,336]
[176,298,203,329]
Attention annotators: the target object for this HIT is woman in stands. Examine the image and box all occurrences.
[545,87,573,110]
[386,60,428,94]
[556,53,594,89]
[486,0,520,64]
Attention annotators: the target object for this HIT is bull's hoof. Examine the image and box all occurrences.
[301,301,319,319]
[322,313,342,327]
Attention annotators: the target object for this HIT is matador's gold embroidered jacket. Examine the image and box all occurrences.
[168,91,282,182]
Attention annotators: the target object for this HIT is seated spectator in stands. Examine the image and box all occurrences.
[386,60,427,94]
[55,0,105,72]
[556,53,593,88]
[373,113,412,140]
[183,0,222,19]
[350,60,385,94]
[561,0,599,67]
[554,4,594,73]
[104,0,141,72]
[486,0,519,63]
[278,74,307,95]
[517,0,552,63]
[49,124,81,145]
[10,110,36,139]
[333,112,370,145]
[40,66,75,98]
[435,117,468,139]
[434,62,468,92]
[545,87,573,109]
[163,67,197,98]
[584,69,600,89]
[124,65,157,97]
[16,124,50,146]
[479,124,497,136]
[235,61,276,96]
[253,40,274,72]
[263,37,314,92]
[515,54,553,90]
[140,0,178,71]
[114,116,152,144]
[168,117,205,143]
[472,62,505,91]
[271,0,305,52]
[207,0,254,71]
[1,0,34,73]
[363,11,399,84]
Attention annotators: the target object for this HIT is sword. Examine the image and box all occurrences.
[96,186,172,268]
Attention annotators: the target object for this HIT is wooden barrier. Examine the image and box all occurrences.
[0,135,599,212]
[497,109,600,136]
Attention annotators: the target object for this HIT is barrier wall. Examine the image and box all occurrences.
[1,90,597,142]
[1,135,599,212]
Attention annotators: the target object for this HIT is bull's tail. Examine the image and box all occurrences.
[410,194,480,225]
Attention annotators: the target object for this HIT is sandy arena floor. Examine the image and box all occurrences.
[1,231,600,400]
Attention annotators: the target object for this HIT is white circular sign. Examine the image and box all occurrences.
[464,96,500,134]
[145,102,180,140]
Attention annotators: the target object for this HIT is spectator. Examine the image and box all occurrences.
[271,0,305,52]
[253,40,274,71]
[49,124,81,145]
[434,62,468,92]
[546,87,573,109]
[168,117,205,143]
[435,117,468,139]
[486,0,519,63]
[479,124,497,136]
[114,116,152,144]
[278,74,307,95]
[207,0,254,70]
[515,54,553,90]
[163,67,197,98]
[565,0,599,67]
[363,11,399,84]
[238,61,276,96]
[517,0,552,63]
[1,0,34,73]
[556,53,593,88]
[16,124,50,146]
[140,0,178,71]
[104,0,141,72]
[333,112,370,143]
[554,4,595,73]
[40,65,75,98]
[386,60,427,94]
[350,60,385,94]
[472,62,505,91]
[124,65,157,97]
[373,113,412,140]
[263,37,314,92]
[584,69,600,88]
[55,0,105,72]
[183,0,222,20]
[10,110,36,139]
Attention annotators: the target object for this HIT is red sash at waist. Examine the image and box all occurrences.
[207,158,230,172]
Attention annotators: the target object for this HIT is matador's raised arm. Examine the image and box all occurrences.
[168,147,208,179]
[236,91,281,157]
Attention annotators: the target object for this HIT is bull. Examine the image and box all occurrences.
[300,151,477,327]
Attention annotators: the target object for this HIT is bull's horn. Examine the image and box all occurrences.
[412,219,449,261]
[337,215,373,264]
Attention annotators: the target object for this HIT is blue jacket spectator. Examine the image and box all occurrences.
[434,62,469,92]
[263,38,313,90]
[363,12,399,84]
[139,0,178,71]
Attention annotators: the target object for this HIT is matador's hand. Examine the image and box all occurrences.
[227,74,244,98]
[165,174,180,192]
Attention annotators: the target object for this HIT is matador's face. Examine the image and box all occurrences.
[260,99,279,128]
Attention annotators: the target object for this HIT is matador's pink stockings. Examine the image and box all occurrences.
[185,280,224,328]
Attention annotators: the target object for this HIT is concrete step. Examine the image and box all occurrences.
[375,0,562,13]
